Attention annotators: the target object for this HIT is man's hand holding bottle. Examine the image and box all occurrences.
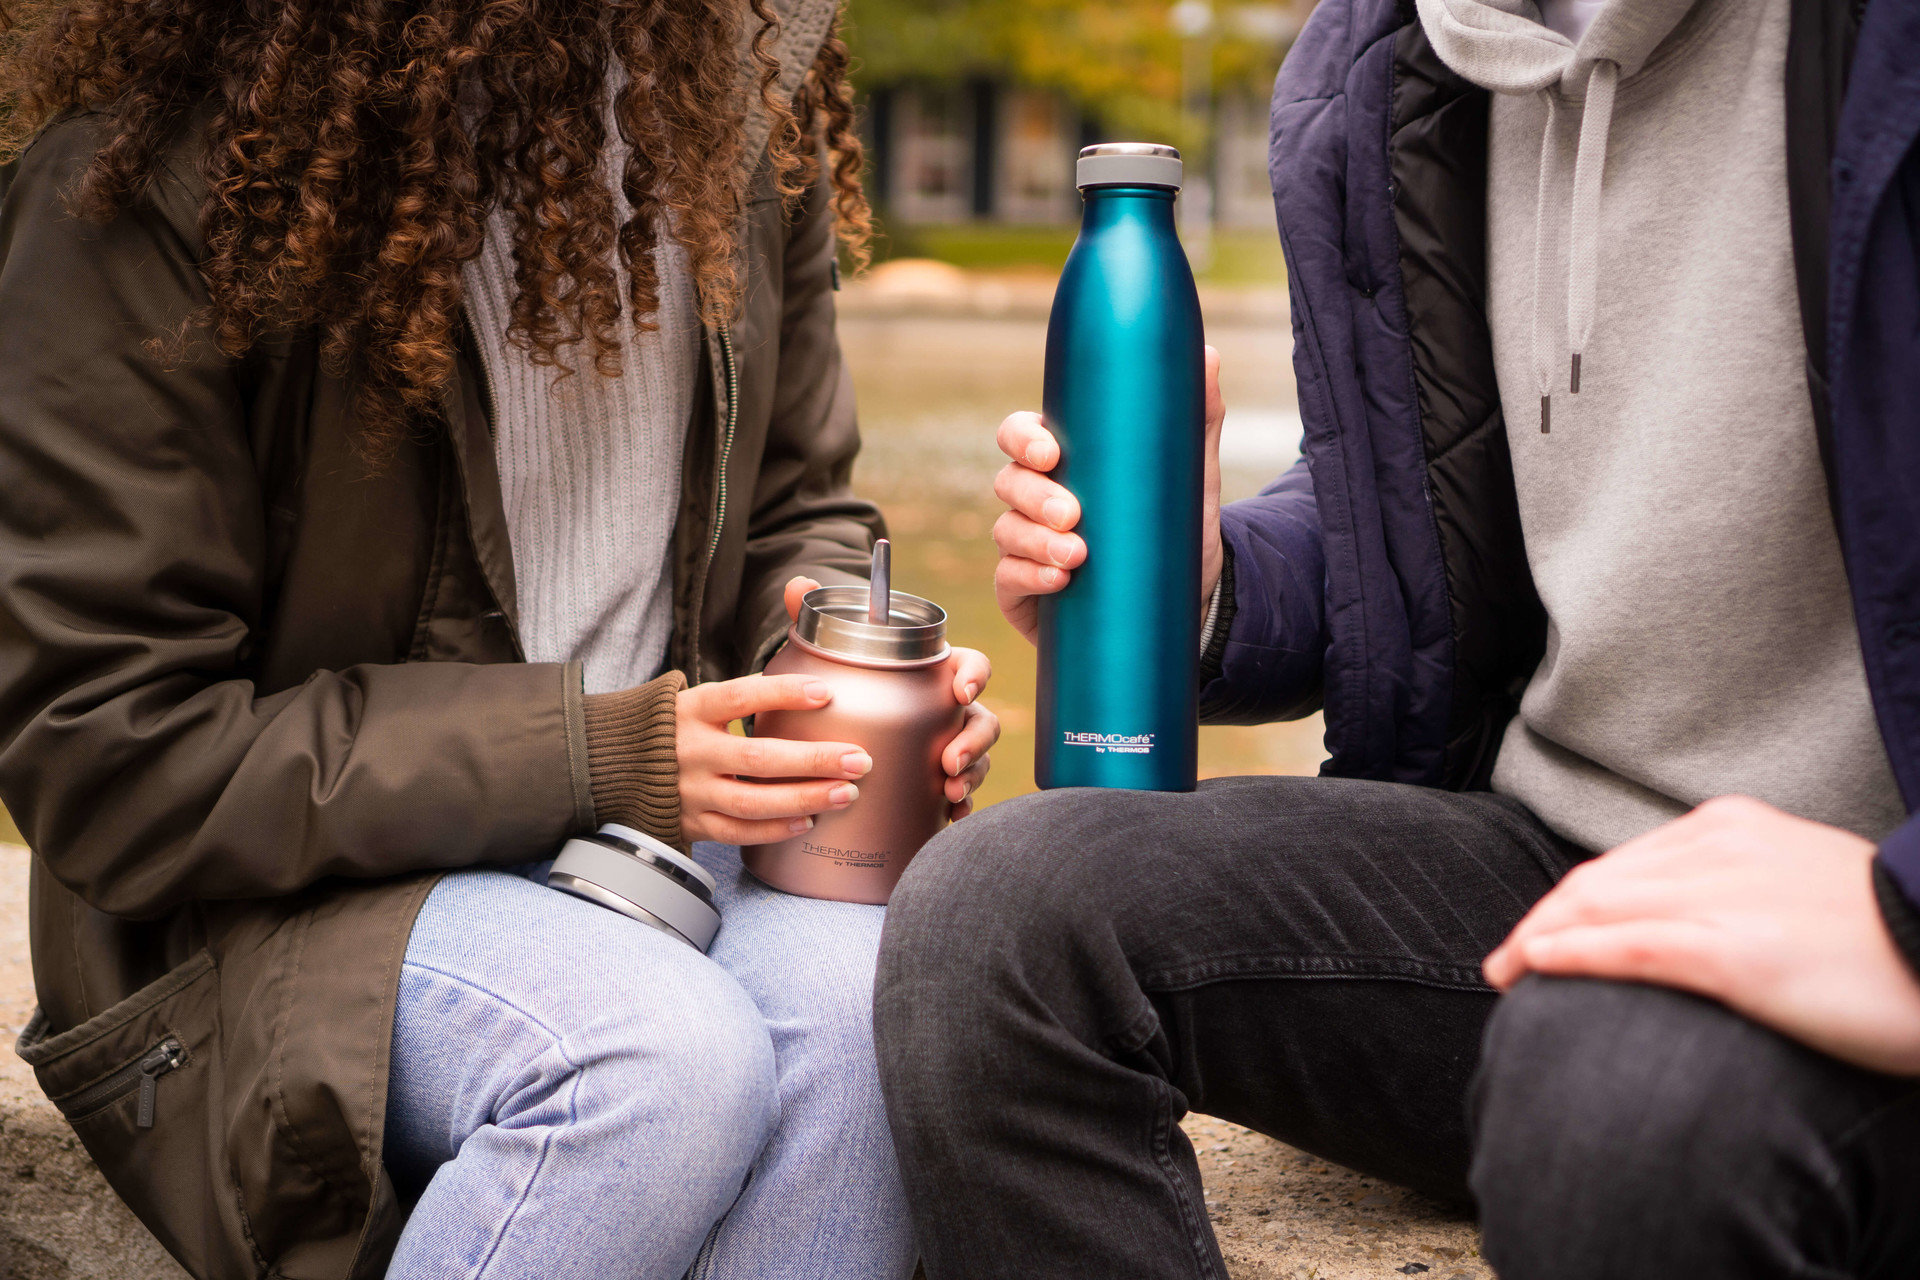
[990,346,1226,644]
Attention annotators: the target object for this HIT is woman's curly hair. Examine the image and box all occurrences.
[0,0,870,453]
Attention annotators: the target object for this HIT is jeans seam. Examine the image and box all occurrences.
[470,1037,586,1279]
[685,1167,755,1280]
[404,960,572,1040]
[1824,1082,1920,1158]
[1139,953,1492,994]
[1148,1076,1224,1280]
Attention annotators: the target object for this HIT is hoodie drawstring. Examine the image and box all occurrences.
[1531,58,1619,432]
[1531,93,1561,434]
[1567,60,1618,396]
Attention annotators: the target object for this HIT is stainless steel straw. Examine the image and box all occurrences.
[868,539,892,625]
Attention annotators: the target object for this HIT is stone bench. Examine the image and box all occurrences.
[0,843,1484,1278]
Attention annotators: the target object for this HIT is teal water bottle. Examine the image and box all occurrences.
[1035,143,1203,792]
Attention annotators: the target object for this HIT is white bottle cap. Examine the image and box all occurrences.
[1076,143,1183,191]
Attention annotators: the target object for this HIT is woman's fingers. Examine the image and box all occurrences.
[685,812,823,847]
[682,673,832,725]
[994,461,1081,532]
[944,752,992,805]
[783,575,822,623]
[944,700,1000,777]
[949,646,994,706]
[681,721,871,781]
[996,411,1059,470]
[993,510,1085,572]
[695,775,861,822]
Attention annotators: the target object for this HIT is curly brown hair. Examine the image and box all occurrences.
[0,0,870,451]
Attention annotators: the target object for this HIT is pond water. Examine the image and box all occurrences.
[839,308,1329,806]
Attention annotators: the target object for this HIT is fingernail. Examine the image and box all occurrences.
[829,783,859,807]
[962,681,980,704]
[1025,443,1048,468]
[1049,536,1076,566]
[1044,567,1065,586]
[953,752,971,774]
[1042,498,1072,528]
[804,680,831,702]
[840,751,872,776]
[789,817,814,834]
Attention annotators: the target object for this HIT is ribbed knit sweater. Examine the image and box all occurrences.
[459,0,843,845]
[461,126,699,841]
[462,213,698,697]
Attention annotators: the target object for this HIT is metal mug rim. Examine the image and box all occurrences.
[795,585,948,663]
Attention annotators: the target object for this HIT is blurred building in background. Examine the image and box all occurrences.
[851,0,1317,232]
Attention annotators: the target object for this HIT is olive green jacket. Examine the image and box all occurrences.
[0,110,881,1278]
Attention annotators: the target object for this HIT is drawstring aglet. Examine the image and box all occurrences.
[1540,394,1551,434]
[1570,353,1582,394]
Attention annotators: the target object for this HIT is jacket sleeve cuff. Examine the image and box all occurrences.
[582,670,687,848]
[1199,542,1236,684]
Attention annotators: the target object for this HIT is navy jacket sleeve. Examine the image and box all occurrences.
[1875,820,1920,977]
[1199,456,1328,725]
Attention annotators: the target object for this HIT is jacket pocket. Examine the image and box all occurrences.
[15,949,254,1278]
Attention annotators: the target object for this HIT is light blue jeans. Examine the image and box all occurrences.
[381,843,915,1280]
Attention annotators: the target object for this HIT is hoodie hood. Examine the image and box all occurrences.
[1414,0,1699,430]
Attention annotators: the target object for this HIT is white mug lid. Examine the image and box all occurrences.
[600,822,716,892]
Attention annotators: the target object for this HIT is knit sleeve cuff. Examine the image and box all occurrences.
[1873,859,1920,982]
[583,670,687,849]
[1199,541,1236,686]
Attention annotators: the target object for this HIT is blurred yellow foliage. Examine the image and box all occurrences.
[846,0,1295,156]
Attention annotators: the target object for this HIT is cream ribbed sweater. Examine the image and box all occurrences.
[461,200,699,698]
[458,0,841,841]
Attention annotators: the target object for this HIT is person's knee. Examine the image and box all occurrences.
[885,788,1141,960]
[1472,976,1815,1275]
[876,790,1156,1102]
[883,792,1114,1002]
[564,940,779,1171]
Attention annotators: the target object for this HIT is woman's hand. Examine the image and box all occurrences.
[677,674,874,846]
[1485,796,1920,1077]
[783,577,999,821]
[990,346,1226,646]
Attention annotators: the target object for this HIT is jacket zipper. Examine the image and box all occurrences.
[707,329,740,569]
[689,329,740,683]
[57,1037,186,1129]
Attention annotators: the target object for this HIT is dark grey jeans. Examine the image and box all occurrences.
[872,776,1920,1280]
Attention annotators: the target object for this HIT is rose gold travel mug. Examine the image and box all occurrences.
[744,553,964,905]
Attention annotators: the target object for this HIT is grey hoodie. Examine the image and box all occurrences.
[1416,0,1905,850]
